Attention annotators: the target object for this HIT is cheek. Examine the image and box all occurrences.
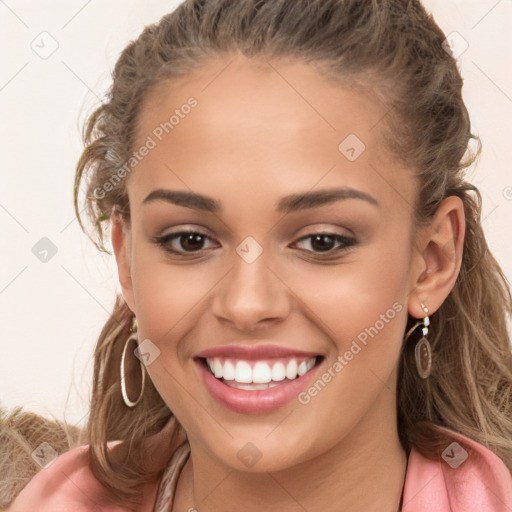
[294,232,410,344]
[129,244,217,349]
[128,249,210,414]
[288,241,410,442]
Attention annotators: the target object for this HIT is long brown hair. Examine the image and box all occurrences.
[8,0,512,508]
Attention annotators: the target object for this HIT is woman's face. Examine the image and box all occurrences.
[114,54,421,472]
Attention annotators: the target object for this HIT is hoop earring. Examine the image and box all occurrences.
[404,303,432,379]
[120,316,146,407]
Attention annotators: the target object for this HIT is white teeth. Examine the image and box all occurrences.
[253,362,272,384]
[271,361,286,382]
[223,360,235,380]
[297,361,308,377]
[213,358,223,378]
[234,361,252,383]
[205,356,317,384]
[224,381,283,390]
[286,359,298,380]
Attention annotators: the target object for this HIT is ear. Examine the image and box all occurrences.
[111,212,136,314]
[408,195,466,318]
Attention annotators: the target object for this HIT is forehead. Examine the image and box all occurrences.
[138,54,384,147]
[129,54,415,217]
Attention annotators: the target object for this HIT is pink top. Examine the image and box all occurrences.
[6,425,512,511]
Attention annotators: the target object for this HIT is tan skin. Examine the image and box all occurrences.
[111,54,465,512]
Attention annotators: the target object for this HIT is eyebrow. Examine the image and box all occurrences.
[142,187,380,213]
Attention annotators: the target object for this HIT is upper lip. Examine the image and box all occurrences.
[195,344,320,360]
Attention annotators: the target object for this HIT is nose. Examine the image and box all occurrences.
[211,243,292,332]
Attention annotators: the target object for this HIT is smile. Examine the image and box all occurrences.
[205,356,317,390]
[195,354,323,414]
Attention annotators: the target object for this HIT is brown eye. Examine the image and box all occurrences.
[154,230,217,255]
[311,234,337,252]
[293,233,357,255]
[178,232,208,252]
[152,230,357,259]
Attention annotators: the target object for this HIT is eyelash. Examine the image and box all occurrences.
[152,229,357,258]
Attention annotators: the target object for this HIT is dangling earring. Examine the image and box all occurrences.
[404,303,432,379]
[120,316,146,407]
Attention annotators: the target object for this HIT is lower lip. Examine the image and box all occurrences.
[196,358,321,414]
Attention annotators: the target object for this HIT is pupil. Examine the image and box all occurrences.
[312,234,334,252]
[182,233,204,251]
